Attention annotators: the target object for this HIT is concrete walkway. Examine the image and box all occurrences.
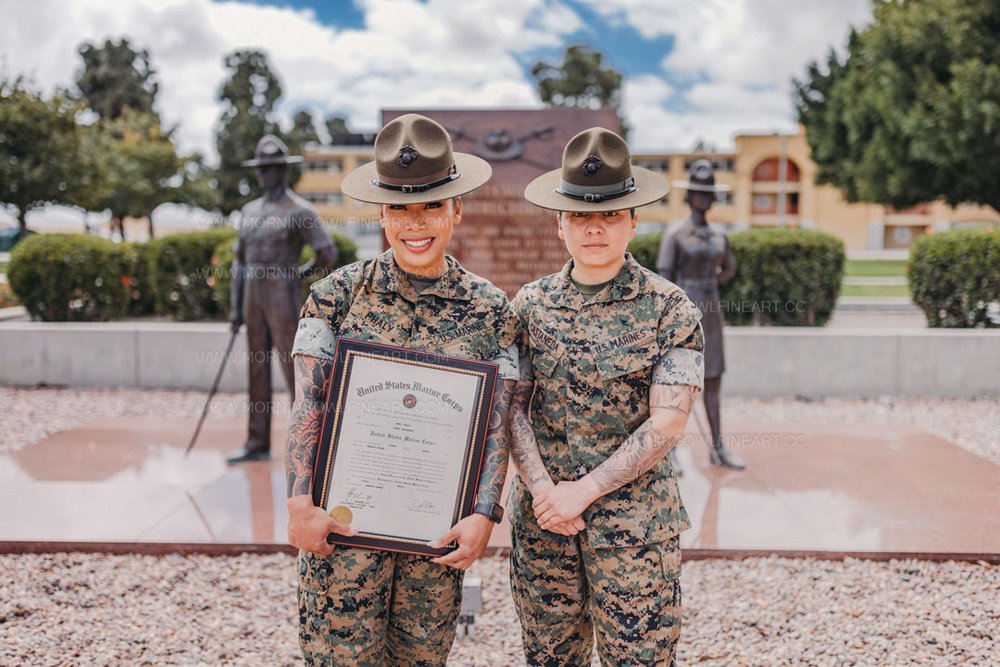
[2,410,997,556]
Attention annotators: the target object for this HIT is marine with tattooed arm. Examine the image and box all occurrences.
[284,114,518,666]
[509,127,704,666]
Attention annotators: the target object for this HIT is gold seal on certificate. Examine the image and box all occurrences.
[329,505,353,526]
[311,338,498,557]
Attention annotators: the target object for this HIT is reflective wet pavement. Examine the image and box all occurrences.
[2,415,998,554]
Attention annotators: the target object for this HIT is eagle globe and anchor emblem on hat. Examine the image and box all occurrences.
[340,114,493,205]
[524,127,668,211]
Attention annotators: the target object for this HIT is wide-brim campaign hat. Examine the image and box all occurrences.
[524,127,668,212]
[673,158,731,192]
[340,114,492,205]
[241,134,304,167]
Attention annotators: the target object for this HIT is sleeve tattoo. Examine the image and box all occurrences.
[285,354,333,498]
[588,384,698,494]
[475,378,515,506]
[509,379,553,495]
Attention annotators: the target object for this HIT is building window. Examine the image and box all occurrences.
[714,191,734,205]
[302,192,343,206]
[683,158,734,173]
[306,159,343,173]
[753,194,775,214]
[636,159,669,172]
[752,157,801,182]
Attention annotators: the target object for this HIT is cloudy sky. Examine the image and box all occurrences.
[0,0,872,160]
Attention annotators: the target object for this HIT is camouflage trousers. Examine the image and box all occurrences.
[297,546,463,666]
[510,515,682,667]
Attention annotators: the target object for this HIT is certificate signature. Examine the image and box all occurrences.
[406,498,441,515]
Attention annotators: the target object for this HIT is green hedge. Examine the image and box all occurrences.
[124,241,157,316]
[909,228,1000,327]
[147,228,237,321]
[8,233,133,321]
[630,227,845,326]
[210,231,359,319]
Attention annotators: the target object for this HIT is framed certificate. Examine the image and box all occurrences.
[311,338,498,557]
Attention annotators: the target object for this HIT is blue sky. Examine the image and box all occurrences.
[0,0,872,157]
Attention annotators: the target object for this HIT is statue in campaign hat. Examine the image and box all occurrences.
[226,135,339,464]
[657,159,745,471]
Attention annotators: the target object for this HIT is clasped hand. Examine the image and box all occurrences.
[532,478,600,535]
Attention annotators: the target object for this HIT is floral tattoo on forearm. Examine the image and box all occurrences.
[509,379,553,495]
[285,354,332,498]
[476,378,515,506]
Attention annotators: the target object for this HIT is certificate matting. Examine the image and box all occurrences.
[311,338,498,556]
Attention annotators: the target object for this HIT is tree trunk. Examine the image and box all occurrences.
[113,216,126,242]
[147,213,155,240]
[16,201,28,237]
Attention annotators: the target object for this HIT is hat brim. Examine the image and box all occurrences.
[241,155,305,167]
[340,152,492,205]
[524,166,669,212]
[672,180,731,193]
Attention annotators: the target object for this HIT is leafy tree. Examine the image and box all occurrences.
[284,109,319,186]
[214,50,283,215]
[288,109,320,148]
[794,0,1000,213]
[75,38,158,120]
[531,44,627,136]
[324,114,349,141]
[90,110,214,240]
[0,77,96,235]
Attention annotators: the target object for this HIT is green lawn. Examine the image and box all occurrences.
[844,259,908,278]
[840,283,913,298]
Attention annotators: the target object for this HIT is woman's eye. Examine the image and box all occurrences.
[425,201,442,209]
[388,205,405,211]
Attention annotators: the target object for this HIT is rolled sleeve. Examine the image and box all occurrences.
[653,294,705,390]
[292,292,337,361]
[488,342,520,381]
[292,317,337,361]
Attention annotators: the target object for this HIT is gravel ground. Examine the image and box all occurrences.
[1,553,996,666]
[2,388,998,664]
[3,387,998,465]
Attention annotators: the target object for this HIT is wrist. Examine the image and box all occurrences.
[530,478,555,496]
[287,495,314,512]
[579,474,603,503]
[472,501,504,524]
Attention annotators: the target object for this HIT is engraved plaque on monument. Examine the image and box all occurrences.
[381,108,619,296]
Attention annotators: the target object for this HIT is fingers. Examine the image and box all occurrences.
[430,526,461,550]
[572,516,586,531]
[432,546,474,570]
[311,540,334,556]
[327,519,357,537]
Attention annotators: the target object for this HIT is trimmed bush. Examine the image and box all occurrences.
[628,232,662,274]
[7,233,133,321]
[909,228,999,327]
[629,227,845,326]
[147,228,236,321]
[124,241,157,316]
[210,230,360,320]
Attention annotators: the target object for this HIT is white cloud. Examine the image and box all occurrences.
[0,0,580,160]
[578,0,872,150]
[0,0,869,162]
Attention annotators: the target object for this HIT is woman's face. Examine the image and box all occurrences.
[380,197,461,276]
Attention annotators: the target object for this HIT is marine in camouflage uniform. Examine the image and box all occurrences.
[284,114,517,666]
[510,128,705,666]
